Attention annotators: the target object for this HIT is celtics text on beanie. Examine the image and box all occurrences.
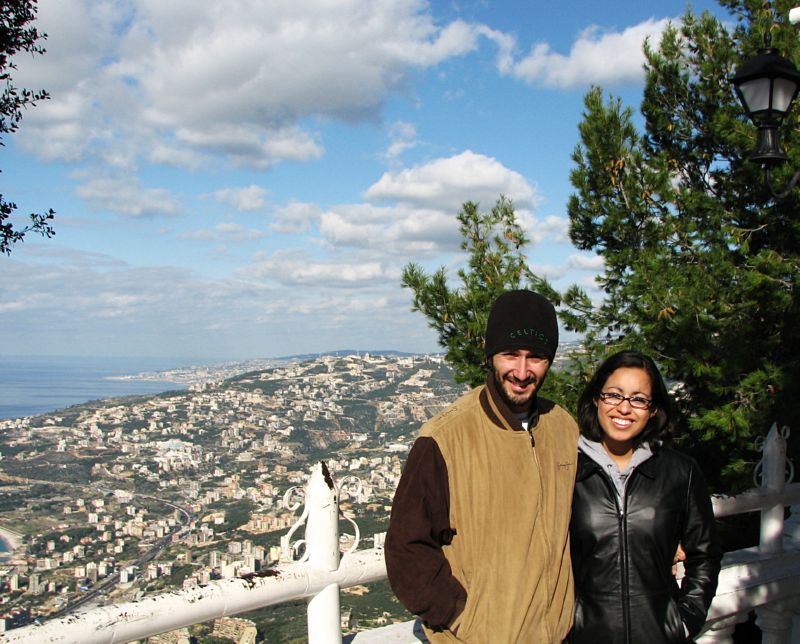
[484,290,559,360]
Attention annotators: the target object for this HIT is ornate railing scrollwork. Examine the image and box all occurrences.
[280,463,366,563]
[753,423,793,488]
[337,475,363,555]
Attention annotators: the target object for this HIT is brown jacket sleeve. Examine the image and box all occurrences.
[385,436,467,630]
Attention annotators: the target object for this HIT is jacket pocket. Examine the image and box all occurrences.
[664,596,686,643]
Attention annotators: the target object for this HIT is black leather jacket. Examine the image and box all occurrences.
[568,447,721,644]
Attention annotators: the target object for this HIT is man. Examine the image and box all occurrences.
[385,290,579,643]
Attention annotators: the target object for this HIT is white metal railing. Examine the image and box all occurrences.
[2,425,800,643]
[697,423,800,643]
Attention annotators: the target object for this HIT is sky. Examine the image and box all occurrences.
[3,0,730,362]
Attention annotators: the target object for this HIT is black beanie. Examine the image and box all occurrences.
[484,290,559,361]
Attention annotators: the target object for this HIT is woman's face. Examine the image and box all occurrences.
[595,367,655,453]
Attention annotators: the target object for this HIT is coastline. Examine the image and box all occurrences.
[0,525,22,553]
[0,354,191,421]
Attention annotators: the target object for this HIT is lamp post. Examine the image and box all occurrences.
[730,32,800,198]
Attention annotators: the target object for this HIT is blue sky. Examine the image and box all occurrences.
[3,0,728,361]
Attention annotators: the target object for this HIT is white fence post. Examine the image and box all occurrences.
[758,602,794,644]
[759,423,790,554]
[756,424,793,643]
[302,461,343,644]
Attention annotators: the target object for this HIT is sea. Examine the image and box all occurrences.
[0,355,194,420]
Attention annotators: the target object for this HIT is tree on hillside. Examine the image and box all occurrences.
[0,0,54,255]
[565,0,800,491]
[402,196,561,388]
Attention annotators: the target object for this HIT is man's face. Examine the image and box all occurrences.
[492,349,550,409]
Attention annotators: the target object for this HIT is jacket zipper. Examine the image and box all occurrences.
[600,468,631,644]
[620,487,631,644]
[529,427,553,643]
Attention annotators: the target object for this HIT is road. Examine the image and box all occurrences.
[46,494,195,619]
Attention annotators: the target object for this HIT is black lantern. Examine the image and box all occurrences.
[730,34,800,165]
[730,33,800,197]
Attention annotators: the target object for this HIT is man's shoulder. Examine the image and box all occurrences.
[419,386,483,438]
[533,398,579,450]
[537,397,578,427]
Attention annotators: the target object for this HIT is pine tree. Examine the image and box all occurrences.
[402,196,559,388]
[566,0,800,491]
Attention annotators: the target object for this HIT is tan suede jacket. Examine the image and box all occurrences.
[385,375,579,643]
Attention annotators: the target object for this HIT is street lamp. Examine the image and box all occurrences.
[730,33,800,198]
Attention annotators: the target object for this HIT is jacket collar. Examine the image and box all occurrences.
[635,452,660,479]
[576,453,601,481]
[577,445,660,481]
[480,372,540,432]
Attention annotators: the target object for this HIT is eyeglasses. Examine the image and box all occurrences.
[598,392,653,410]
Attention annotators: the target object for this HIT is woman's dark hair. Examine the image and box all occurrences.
[577,350,673,447]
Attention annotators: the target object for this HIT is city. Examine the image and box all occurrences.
[0,353,467,641]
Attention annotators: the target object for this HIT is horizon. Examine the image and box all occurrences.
[0,338,586,364]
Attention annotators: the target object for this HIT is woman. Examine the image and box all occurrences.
[568,350,721,643]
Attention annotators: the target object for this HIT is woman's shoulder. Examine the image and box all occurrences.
[652,445,703,473]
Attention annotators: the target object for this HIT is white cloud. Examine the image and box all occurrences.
[75,174,182,218]
[181,223,265,242]
[242,251,390,287]
[280,294,390,318]
[530,252,605,281]
[15,244,129,268]
[397,19,481,64]
[11,0,120,90]
[5,2,662,359]
[212,186,269,212]
[504,18,672,88]
[12,0,136,163]
[365,150,537,211]
[384,121,419,164]
[515,212,570,245]
[566,253,605,271]
[148,142,208,169]
[3,248,435,357]
[270,202,323,234]
[14,0,486,172]
[303,152,567,259]
[169,125,324,169]
[317,203,456,256]
[2,253,259,356]
[14,90,99,163]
